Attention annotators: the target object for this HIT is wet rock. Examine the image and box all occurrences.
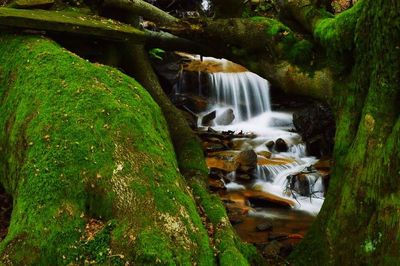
[296,174,311,196]
[201,110,216,126]
[265,140,274,149]
[231,139,247,150]
[229,215,244,225]
[257,151,272,159]
[256,221,273,231]
[206,151,239,172]
[202,136,229,153]
[257,156,294,166]
[268,232,289,241]
[203,142,226,153]
[209,167,229,180]
[174,94,209,113]
[288,234,304,239]
[235,172,254,181]
[236,149,258,173]
[275,138,288,152]
[293,102,335,157]
[151,52,190,94]
[243,190,295,208]
[263,240,283,258]
[225,200,251,225]
[208,178,226,191]
[288,173,311,196]
[314,158,332,177]
[215,108,235,125]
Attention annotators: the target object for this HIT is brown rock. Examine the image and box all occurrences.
[208,178,226,191]
[236,150,257,173]
[268,232,289,241]
[235,173,253,181]
[263,241,283,258]
[183,56,248,73]
[257,156,295,166]
[256,221,273,231]
[265,140,274,149]
[231,139,247,150]
[202,142,226,153]
[209,167,228,180]
[242,190,295,208]
[206,151,239,172]
[314,159,333,177]
[257,151,272,159]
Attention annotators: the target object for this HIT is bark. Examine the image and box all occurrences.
[290,0,400,264]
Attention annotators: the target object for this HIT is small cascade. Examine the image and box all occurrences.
[256,162,301,182]
[208,72,271,122]
[175,56,326,215]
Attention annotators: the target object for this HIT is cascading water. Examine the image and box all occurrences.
[176,56,325,215]
[208,72,271,122]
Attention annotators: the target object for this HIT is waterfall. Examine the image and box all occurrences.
[208,72,271,122]
[174,57,326,214]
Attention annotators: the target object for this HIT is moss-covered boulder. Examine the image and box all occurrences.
[0,34,218,265]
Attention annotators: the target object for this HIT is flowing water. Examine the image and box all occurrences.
[176,58,325,215]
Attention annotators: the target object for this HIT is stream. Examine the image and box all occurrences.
[173,56,330,258]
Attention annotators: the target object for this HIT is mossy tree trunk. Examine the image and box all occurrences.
[0,34,260,265]
[290,0,400,264]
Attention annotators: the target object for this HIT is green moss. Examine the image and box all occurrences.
[0,7,145,41]
[314,1,364,54]
[250,17,314,65]
[149,48,165,60]
[0,34,215,264]
[287,40,314,65]
[134,229,175,265]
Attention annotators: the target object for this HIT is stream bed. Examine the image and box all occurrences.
[171,55,332,259]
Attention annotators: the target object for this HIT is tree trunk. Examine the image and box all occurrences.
[0,34,262,265]
[290,0,400,264]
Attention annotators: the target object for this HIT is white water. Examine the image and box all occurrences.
[177,59,325,215]
[201,0,210,11]
[208,72,271,122]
